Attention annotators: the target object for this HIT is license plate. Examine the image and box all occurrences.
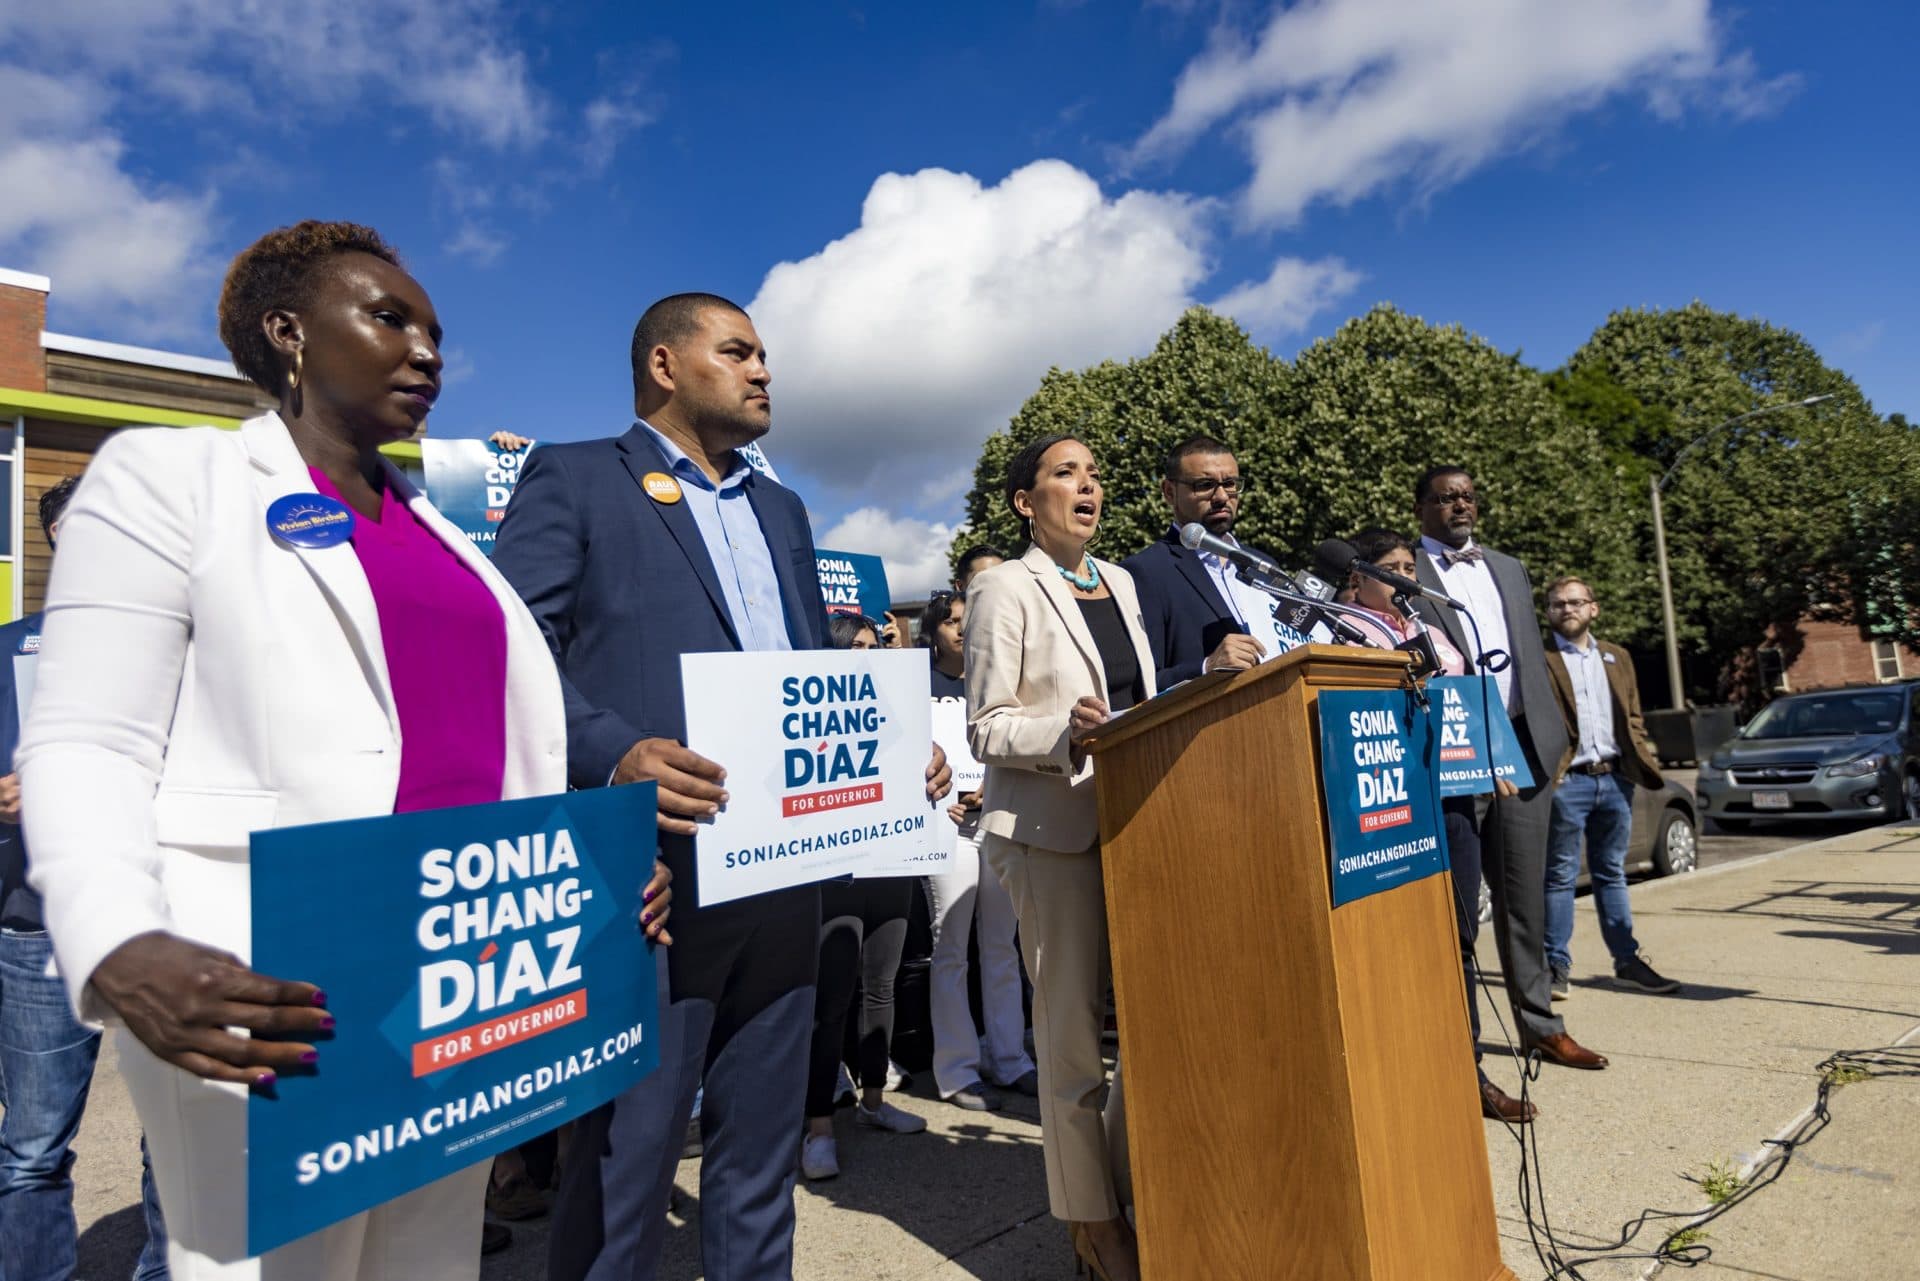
[1753,790,1792,810]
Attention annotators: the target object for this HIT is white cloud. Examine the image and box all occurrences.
[817,508,963,602]
[581,92,657,174]
[0,0,551,334]
[748,160,1356,515]
[1211,256,1362,335]
[1133,0,1797,227]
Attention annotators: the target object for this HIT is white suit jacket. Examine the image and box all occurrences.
[18,414,567,1022]
[964,544,1157,854]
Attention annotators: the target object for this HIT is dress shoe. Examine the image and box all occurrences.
[1526,1031,1609,1070]
[1479,1079,1538,1123]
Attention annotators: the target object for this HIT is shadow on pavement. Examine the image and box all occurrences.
[76,1202,147,1279]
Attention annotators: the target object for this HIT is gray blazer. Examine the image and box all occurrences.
[1410,543,1569,782]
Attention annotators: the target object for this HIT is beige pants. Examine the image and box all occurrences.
[983,834,1129,1221]
[119,1029,490,1280]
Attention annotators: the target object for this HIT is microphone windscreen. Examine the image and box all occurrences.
[1312,538,1358,580]
[1179,522,1209,551]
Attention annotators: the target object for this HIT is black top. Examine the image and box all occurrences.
[929,665,965,699]
[1077,595,1144,713]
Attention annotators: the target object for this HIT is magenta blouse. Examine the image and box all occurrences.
[310,470,507,814]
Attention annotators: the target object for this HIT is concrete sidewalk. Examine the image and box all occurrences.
[61,821,1920,1280]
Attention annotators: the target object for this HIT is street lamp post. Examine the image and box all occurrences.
[1650,393,1835,710]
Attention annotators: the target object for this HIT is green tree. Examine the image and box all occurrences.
[1563,303,1920,696]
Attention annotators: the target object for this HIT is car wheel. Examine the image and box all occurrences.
[1651,808,1698,876]
[1902,770,1920,822]
[1712,816,1750,833]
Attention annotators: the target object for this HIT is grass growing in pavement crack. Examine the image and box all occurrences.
[1699,1158,1745,1205]
[1822,1062,1872,1088]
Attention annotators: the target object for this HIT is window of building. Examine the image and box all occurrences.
[1756,646,1788,693]
[1872,639,1904,683]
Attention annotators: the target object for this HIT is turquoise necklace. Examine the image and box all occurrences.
[1057,555,1101,592]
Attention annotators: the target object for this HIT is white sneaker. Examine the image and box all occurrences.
[884,1059,912,1092]
[854,1100,927,1134]
[834,1063,856,1107]
[800,1134,839,1180]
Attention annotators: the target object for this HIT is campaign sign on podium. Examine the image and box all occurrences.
[247,786,660,1256]
[1428,675,1535,798]
[1319,689,1446,907]
[420,437,537,555]
[681,649,943,902]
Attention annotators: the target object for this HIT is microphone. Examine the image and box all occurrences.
[1312,538,1466,612]
[1179,524,1378,648]
[1179,522,1283,580]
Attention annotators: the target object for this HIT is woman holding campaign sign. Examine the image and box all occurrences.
[965,435,1155,1281]
[17,221,672,1278]
[921,586,1035,1113]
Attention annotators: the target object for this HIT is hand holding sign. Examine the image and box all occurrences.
[615,738,729,837]
[925,741,953,803]
[90,932,330,1090]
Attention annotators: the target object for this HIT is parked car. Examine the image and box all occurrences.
[1478,776,1698,920]
[1694,680,1920,831]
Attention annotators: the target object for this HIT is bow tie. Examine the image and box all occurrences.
[1441,546,1484,566]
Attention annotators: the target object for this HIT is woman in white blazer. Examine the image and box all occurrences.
[964,434,1156,1281]
[17,222,671,1280]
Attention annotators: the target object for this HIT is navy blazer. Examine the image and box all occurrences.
[1121,527,1276,688]
[491,424,833,793]
[0,612,41,929]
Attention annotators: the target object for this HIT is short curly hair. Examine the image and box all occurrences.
[218,221,402,394]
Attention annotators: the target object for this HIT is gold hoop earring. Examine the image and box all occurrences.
[286,348,304,394]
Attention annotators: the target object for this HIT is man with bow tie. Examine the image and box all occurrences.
[1409,466,1610,1119]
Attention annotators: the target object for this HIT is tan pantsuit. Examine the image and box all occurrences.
[984,835,1131,1219]
[964,545,1155,1223]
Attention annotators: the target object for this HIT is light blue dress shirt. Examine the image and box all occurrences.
[1554,633,1620,767]
[640,421,792,653]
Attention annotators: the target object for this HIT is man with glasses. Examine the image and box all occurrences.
[1123,435,1286,688]
[1409,465,1610,1100]
[1542,577,1680,997]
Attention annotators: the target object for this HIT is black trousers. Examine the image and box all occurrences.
[805,877,913,1117]
[1441,796,1485,1060]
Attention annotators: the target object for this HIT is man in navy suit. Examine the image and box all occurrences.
[1122,434,1284,687]
[493,293,949,1281]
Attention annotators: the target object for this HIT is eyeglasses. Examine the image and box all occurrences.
[1546,598,1594,610]
[1177,476,1246,497]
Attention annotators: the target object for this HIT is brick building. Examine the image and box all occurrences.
[0,266,421,623]
[1755,616,1912,695]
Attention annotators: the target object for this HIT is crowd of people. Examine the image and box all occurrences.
[0,219,1682,1281]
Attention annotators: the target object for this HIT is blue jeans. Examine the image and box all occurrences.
[1544,772,1640,973]
[0,928,169,1281]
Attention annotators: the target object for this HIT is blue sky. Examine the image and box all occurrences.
[4,0,1914,594]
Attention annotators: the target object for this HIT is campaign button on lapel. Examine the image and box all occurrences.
[642,472,684,504]
[267,494,357,548]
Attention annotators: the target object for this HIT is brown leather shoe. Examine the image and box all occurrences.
[1527,1031,1609,1070]
[1480,1079,1538,1123]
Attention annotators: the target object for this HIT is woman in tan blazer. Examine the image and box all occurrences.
[964,434,1156,1281]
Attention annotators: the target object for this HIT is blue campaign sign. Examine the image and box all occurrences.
[1318,689,1447,907]
[815,548,892,619]
[247,785,660,1256]
[1428,676,1536,797]
[419,437,537,555]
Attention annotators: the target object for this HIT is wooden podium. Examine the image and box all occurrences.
[1084,645,1515,1281]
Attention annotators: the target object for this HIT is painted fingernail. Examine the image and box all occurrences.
[299,1051,319,1065]
[641,910,652,924]
[256,1072,277,1089]
[318,1016,336,1032]
[310,990,328,1007]
[642,887,655,903]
